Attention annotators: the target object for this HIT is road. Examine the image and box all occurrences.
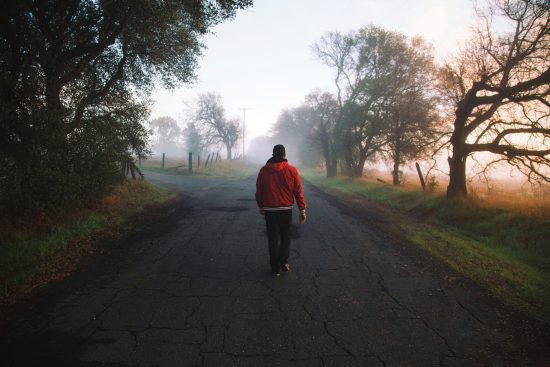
[1,172,549,366]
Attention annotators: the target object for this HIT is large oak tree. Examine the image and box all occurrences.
[440,0,549,199]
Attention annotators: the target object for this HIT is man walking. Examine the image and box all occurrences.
[255,144,307,276]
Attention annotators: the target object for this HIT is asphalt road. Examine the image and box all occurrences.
[1,172,549,366]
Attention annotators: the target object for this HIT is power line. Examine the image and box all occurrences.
[240,107,250,160]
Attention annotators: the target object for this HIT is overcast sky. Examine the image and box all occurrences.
[151,0,476,150]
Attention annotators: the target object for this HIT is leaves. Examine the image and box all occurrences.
[0,0,251,213]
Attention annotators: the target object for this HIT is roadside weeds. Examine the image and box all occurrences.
[303,172,550,323]
[0,180,177,313]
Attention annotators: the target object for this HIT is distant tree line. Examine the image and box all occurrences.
[149,91,241,161]
[271,0,549,198]
[0,0,251,214]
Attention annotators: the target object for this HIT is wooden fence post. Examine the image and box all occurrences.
[188,152,193,173]
[162,153,165,169]
[416,162,426,191]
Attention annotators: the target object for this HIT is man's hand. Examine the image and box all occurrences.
[259,209,265,216]
[299,210,307,224]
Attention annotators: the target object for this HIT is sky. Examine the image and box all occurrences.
[150,0,477,152]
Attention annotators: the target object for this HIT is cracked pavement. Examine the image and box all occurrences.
[1,172,549,366]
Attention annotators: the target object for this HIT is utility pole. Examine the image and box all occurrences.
[240,107,250,160]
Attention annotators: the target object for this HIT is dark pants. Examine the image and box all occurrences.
[264,210,292,273]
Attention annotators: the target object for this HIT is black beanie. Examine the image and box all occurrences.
[273,144,286,158]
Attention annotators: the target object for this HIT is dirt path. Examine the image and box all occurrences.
[1,173,548,366]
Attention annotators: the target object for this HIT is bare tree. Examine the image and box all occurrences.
[440,0,549,199]
[192,92,240,160]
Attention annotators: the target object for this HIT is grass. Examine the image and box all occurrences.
[0,180,176,308]
[140,158,260,180]
[303,170,550,321]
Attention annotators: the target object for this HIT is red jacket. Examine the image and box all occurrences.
[256,159,306,211]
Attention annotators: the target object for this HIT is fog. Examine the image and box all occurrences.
[150,0,475,141]
[246,136,303,165]
[146,0,548,191]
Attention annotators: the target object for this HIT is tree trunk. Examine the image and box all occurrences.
[392,160,400,185]
[447,106,470,199]
[226,144,232,160]
[343,145,355,177]
[327,154,337,177]
[352,155,366,177]
[447,154,468,199]
[322,136,337,177]
[392,140,401,185]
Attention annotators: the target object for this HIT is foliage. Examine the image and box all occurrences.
[0,0,251,214]
[183,122,205,157]
[440,0,550,198]
[191,92,241,160]
[149,116,182,156]
[312,26,439,178]
[379,36,440,185]
[270,105,320,167]
[305,91,339,176]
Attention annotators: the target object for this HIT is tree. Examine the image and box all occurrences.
[313,29,386,177]
[305,91,339,176]
[0,0,251,212]
[192,92,240,160]
[380,37,439,185]
[149,116,182,155]
[440,0,549,199]
[183,122,204,157]
[271,104,320,167]
[313,26,436,177]
[384,88,440,185]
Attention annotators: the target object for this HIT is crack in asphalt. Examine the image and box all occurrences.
[1,173,548,366]
[361,259,460,360]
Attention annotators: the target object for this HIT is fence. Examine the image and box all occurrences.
[140,152,224,173]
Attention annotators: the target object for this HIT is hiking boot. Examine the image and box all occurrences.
[281,263,290,272]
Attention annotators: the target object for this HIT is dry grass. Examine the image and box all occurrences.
[355,167,550,219]
[468,186,550,219]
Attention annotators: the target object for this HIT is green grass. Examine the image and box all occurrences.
[303,171,550,321]
[0,180,176,305]
[0,214,105,298]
